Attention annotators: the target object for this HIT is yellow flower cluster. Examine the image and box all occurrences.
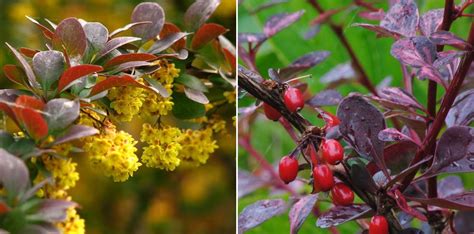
[108,81,145,122]
[34,144,79,199]
[77,108,102,128]
[140,60,180,117]
[56,207,85,234]
[140,123,183,171]
[82,125,141,182]
[223,90,236,104]
[179,128,218,167]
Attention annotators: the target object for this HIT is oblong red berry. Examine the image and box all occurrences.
[283,87,304,112]
[312,164,335,192]
[278,156,299,184]
[321,139,344,165]
[331,183,354,206]
[369,215,389,234]
[263,102,281,121]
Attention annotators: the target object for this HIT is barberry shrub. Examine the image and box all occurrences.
[0,1,235,233]
[238,0,473,233]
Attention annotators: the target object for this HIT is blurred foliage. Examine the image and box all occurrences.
[0,0,236,233]
[238,0,473,233]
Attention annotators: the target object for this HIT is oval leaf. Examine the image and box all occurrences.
[446,89,474,127]
[32,51,65,90]
[380,0,418,37]
[104,53,157,69]
[184,87,209,104]
[264,10,305,37]
[3,65,28,87]
[131,2,165,41]
[45,99,80,132]
[316,204,371,228]
[5,43,40,89]
[279,51,330,80]
[419,9,443,36]
[184,0,221,31]
[149,32,191,54]
[53,18,87,58]
[0,149,29,195]
[96,36,141,60]
[13,95,48,140]
[191,23,228,50]
[430,126,473,172]
[53,125,99,145]
[83,22,109,51]
[238,199,287,233]
[289,194,318,234]
[57,64,103,92]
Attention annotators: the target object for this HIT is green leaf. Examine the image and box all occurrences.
[172,92,205,119]
[7,138,36,157]
[175,74,208,92]
[0,131,14,148]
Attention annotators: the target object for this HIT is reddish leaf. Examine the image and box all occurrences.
[289,194,318,234]
[89,75,152,96]
[446,89,474,127]
[337,95,386,160]
[358,10,385,21]
[377,87,424,110]
[238,33,267,45]
[57,64,104,92]
[25,16,54,39]
[352,23,401,39]
[108,61,152,73]
[378,128,415,143]
[430,31,471,49]
[264,11,305,37]
[191,23,228,50]
[407,192,474,211]
[238,199,288,233]
[184,0,221,31]
[53,18,87,58]
[238,170,267,198]
[429,126,473,173]
[223,48,236,72]
[3,65,27,86]
[310,8,345,25]
[96,37,141,60]
[382,141,418,175]
[160,23,186,51]
[380,0,418,37]
[19,47,39,58]
[316,204,371,228]
[0,202,9,215]
[0,89,21,124]
[419,9,444,36]
[104,53,157,68]
[13,95,48,140]
[131,2,165,41]
[279,51,330,80]
[390,190,427,221]
[5,43,40,89]
[306,90,342,107]
[391,36,436,67]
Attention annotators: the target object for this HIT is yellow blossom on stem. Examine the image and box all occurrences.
[223,90,236,104]
[56,207,85,234]
[82,124,141,182]
[108,80,145,122]
[179,128,218,167]
[140,123,183,171]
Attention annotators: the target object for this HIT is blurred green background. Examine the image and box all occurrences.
[238,0,472,233]
[0,0,236,233]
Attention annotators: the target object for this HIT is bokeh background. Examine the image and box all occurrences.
[238,0,473,233]
[0,0,236,233]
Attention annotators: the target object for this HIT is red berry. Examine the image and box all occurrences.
[283,87,304,112]
[330,183,354,206]
[321,139,344,165]
[278,156,299,184]
[369,215,389,234]
[263,103,281,121]
[312,164,335,191]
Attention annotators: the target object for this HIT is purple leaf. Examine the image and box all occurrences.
[419,9,443,36]
[238,170,266,198]
[378,128,414,143]
[289,194,318,234]
[184,87,209,104]
[0,148,29,195]
[433,51,464,72]
[263,11,305,37]
[454,211,474,233]
[407,192,474,211]
[430,31,471,49]
[5,43,40,89]
[238,199,288,233]
[390,190,427,221]
[53,125,99,145]
[306,89,342,107]
[131,2,165,41]
[53,18,87,59]
[238,33,267,45]
[316,204,371,228]
[44,99,80,131]
[337,95,386,160]
[36,199,76,222]
[109,61,152,73]
[383,141,418,174]
[184,0,221,31]
[350,159,379,193]
[238,65,264,82]
[304,25,321,40]
[446,89,474,127]
[352,23,401,38]
[250,0,288,14]
[96,37,141,60]
[32,51,65,90]
[376,87,424,110]
[83,22,108,51]
[380,0,418,37]
[391,36,436,67]
[358,10,385,21]
[279,51,330,80]
[438,176,464,198]
[109,21,152,38]
[320,62,356,86]
[148,32,190,54]
[416,65,447,88]
[430,126,473,172]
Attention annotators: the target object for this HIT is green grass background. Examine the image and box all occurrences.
[238,0,472,233]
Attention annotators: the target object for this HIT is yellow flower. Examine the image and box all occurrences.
[82,125,141,182]
[179,128,218,167]
[140,60,180,118]
[56,207,85,234]
[108,80,145,122]
[223,90,236,104]
[77,108,102,128]
[140,124,182,171]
